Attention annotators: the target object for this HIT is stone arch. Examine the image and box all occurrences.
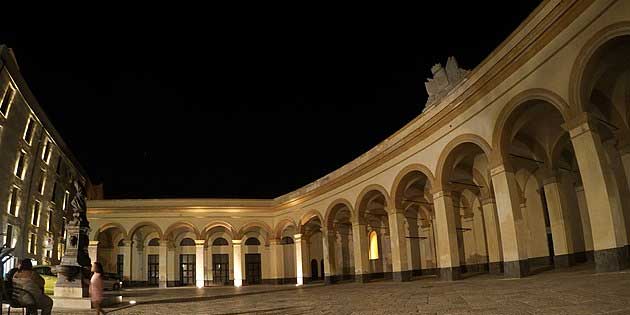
[202,221,236,241]
[354,184,392,220]
[435,133,493,189]
[163,221,201,240]
[569,22,630,114]
[323,198,355,230]
[236,221,273,241]
[390,163,435,210]
[492,88,571,164]
[274,218,298,240]
[92,222,128,241]
[128,221,163,240]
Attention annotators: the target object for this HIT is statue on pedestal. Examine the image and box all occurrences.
[54,179,92,298]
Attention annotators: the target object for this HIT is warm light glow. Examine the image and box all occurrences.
[129,300,136,305]
[369,230,379,260]
[196,282,203,288]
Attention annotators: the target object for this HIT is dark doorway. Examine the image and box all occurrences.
[311,259,318,281]
[320,260,324,279]
[147,254,159,286]
[116,254,124,280]
[213,254,229,285]
[540,188,555,266]
[245,253,261,285]
[179,254,196,286]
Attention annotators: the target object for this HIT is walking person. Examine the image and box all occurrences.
[90,262,107,315]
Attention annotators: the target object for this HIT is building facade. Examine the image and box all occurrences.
[0,46,94,268]
[89,0,630,288]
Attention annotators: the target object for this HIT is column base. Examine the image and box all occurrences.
[354,274,369,283]
[159,281,167,288]
[392,270,413,282]
[324,275,337,285]
[594,246,630,272]
[438,267,461,281]
[503,260,529,278]
[488,262,504,274]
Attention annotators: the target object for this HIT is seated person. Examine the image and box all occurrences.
[11,259,53,315]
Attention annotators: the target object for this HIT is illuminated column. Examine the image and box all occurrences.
[481,198,503,274]
[294,234,304,285]
[575,186,594,257]
[351,222,370,283]
[121,241,132,282]
[388,210,410,281]
[195,240,205,288]
[566,114,629,271]
[232,240,243,287]
[491,164,530,278]
[159,242,168,288]
[268,239,282,283]
[321,227,335,284]
[432,189,460,281]
[88,241,98,265]
[543,175,575,267]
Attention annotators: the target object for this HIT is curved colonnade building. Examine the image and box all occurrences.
[89,0,630,288]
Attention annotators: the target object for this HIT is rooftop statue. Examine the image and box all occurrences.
[424,57,469,110]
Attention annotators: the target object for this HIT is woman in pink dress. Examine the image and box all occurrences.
[90,262,106,314]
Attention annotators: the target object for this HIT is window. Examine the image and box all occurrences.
[14,151,26,179]
[32,201,41,226]
[62,191,69,210]
[280,236,294,245]
[61,218,67,240]
[8,187,19,216]
[47,209,53,232]
[5,224,13,247]
[55,156,62,175]
[148,238,160,246]
[117,239,125,247]
[244,237,260,246]
[0,84,15,117]
[212,237,229,246]
[50,182,57,202]
[180,238,196,246]
[41,138,52,163]
[369,231,379,260]
[37,171,46,194]
[23,117,35,145]
[29,233,37,254]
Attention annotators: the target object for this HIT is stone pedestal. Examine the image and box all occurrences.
[52,295,122,310]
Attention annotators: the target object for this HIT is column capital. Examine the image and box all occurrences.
[269,238,281,245]
[432,189,451,199]
[194,240,205,246]
[88,240,99,247]
[490,164,513,177]
[232,239,242,245]
[293,233,303,241]
[562,112,599,138]
[481,197,496,206]
[543,174,559,186]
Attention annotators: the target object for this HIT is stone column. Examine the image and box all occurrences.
[490,164,530,278]
[294,234,304,285]
[388,210,411,281]
[159,243,168,288]
[232,240,243,287]
[322,228,336,284]
[432,189,460,280]
[121,243,132,282]
[565,114,629,272]
[88,241,98,265]
[575,186,594,259]
[351,222,370,282]
[481,198,503,274]
[268,239,282,284]
[543,175,575,267]
[195,240,205,288]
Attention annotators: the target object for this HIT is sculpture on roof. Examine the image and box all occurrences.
[424,57,469,110]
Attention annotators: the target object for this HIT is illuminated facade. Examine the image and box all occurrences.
[85,0,630,287]
[0,46,96,267]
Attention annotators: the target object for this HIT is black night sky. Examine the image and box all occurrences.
[0,2,541,199]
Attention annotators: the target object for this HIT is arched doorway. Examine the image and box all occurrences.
[325,202,355,283]
[311,259,319,281]
[392,168,438,277]
[300,215,324,283]
[356,189,393,280]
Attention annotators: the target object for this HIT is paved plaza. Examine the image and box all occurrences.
[45,266,630,315]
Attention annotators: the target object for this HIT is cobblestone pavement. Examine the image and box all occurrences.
[49,266,630,314]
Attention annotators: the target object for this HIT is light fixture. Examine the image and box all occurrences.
[129,300,136,305]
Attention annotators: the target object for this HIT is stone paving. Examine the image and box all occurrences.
[48,266,630,314]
